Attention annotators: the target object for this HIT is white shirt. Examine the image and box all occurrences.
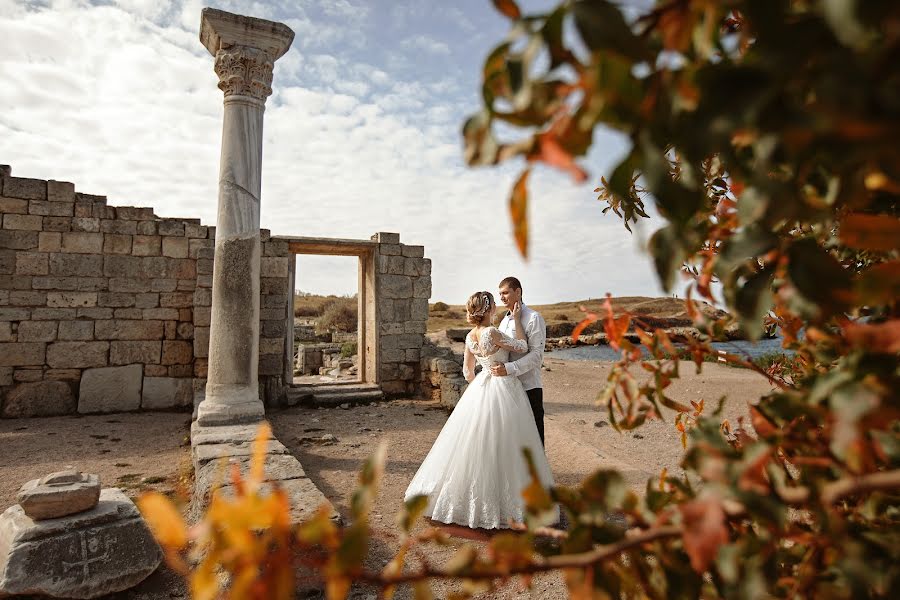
[499,303,545,391]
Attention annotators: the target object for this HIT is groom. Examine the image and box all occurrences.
[491,276,547,445]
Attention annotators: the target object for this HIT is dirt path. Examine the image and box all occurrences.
[270,359,774,599]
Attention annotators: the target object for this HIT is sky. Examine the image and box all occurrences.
[0,0,668,305]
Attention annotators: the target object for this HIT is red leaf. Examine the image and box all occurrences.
[844,319,900,353]
[530,134,589,183]
[750,406,777,438]
[509,169,530,259]
[492,0,521,20]
[571,312,598,344]
[840,213,900,252]
[679,496,729,573]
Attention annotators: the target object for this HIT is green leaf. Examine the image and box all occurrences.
[734,266,775,340]
[787,237,853,312]
[648,225,683,292]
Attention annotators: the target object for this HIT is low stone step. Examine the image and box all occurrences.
[287,385,384,408]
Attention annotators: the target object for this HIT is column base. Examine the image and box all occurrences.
[196,384,264,426]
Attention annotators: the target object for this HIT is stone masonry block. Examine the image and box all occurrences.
[114,308,143,319]
[160,292,193,308]
[0,343,46,366]
[29,308,71,320]
[100,220,137,235]
[109,278,150,293]
[142,308,180,321]
[50,254,103,277]
[150,279,177,293]
[161,340,192,365]
[71,217,100,232]
[47,292,97,308]
[3,214,43,231]
[413,277,431,299]
[103,255,142,278]
[379,243,401,256]
[42,216,71,232]
[411,298,429,320]
[193,307,211,327]
[76,307,112,319]
[110,341,161,365]
[260,257,289,278]
[137,220,157,235]
[162,236,189,258]
[37,232,61,253]
[0,230,38,250]
[4,177,46,200]
[135,293,159,309]
[15,252,48,276]
[158,220,184,236]
[116,207,154,220]
[144,364,167,377]
[9,292,44,307]
[103,233,132,254]
[58,320,94,341]
[131,235,161,256]
[373,232,400,244]
[2,380,76,417]
[94,320,164,340]
[98,292,136,308]
[0,197,28,214]
[47,180,75,202]
[78,364,142,413]
[17,321,57,342]
[141,376,192,409]
[193,327,209,358]
[380,274,413,299]
[259,337,283,355]
[185,223,207,238]
[401,245,424,258]
[46,341,109,368]
[61,232,103,254]
[28,199,73,217]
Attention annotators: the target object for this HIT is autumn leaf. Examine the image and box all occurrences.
[492,0,521,20]
[840,213,900,252]
[509,168,530,259]
[571,305,599,343]
[679,495,729,573]
[843,319,900,354]
[137,491,188,551]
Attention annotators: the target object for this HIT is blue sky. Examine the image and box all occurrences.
[0,0,667,304]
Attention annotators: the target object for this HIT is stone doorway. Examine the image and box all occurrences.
[280,236,380,405]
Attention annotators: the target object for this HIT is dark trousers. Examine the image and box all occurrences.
[526,388,545,446]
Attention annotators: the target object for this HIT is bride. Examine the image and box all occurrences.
[404,291,556,529]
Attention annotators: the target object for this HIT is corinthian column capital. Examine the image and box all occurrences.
[214,45,274,102]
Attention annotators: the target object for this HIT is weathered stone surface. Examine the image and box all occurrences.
[12,369,42,383]
[46,342,108,369]
[17,471,100,520]
[380,274,412,299]
[3,177,46,200]
[0,488,161,599]
[161,340,192,365]
[14,252,48,276]
[94,319,164,340]
[440,376,468,409]
[0,230,38,251]
[141,376,192,409]
[16,320,57,342]
[102,233,132,254]
[49,253,103,277]
[61,232,103,254]
[161,236,188,258]
[37,231,61,253]
[0,198,27,214]
[47,180,75,203]
[110,341,161,365]
[0,343,45,367]
[3,214,43,231]
[47,291,97,308]
[72,217,100,233]
[1,380,75,418]
[192,439,289,469]
[131,235,161,256]
[78,364,142,413]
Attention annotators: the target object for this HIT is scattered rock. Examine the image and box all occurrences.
[570,418,586,425]
[16,470,101,520]
[339,403,350,410]
[321,434,338,444]
[594,420,609,428]
[633,433,644,439]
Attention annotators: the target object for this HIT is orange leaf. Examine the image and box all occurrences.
[137,491,189,550]
[658,4,694,52]
[509,169,530,259]
[840,213,900,252]
[844,319,900,353]
[531,134,589,182]
[492,0,521,20]
[679,495,729,572]
[250,422,272,487]
[571,313,598,343]
[750,406,777,438]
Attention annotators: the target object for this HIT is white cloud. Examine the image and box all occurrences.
[1,0,663,304]
[402,34,451,56]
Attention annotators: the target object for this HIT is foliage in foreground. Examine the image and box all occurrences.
[141,1,898,598]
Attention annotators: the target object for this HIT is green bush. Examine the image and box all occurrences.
[340,342,357,358]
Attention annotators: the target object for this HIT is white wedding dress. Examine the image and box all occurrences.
[404,326,557,529]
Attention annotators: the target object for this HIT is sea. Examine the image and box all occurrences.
[548,336,791,362]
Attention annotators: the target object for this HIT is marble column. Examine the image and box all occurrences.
[196,9,294,426]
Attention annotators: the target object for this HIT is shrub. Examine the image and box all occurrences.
[340,342,357,358]
[554,313,569,321]
[431,301,449,312]
[315,300,357,334]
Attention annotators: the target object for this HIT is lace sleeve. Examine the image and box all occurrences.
[480,327,527,355]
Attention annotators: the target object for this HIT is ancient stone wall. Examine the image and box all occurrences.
[373,232,431,397]
[0,166,291,417]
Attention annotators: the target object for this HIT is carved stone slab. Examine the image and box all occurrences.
[0,488,161,598]
[17,470,100,520]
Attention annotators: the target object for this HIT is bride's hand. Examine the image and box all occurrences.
[512,301,522,320]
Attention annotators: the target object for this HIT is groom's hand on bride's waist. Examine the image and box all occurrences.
[490,363,508,376]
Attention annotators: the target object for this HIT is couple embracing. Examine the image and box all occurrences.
[405,277,557,530]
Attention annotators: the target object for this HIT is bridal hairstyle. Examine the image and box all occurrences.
[466,291,494,326]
